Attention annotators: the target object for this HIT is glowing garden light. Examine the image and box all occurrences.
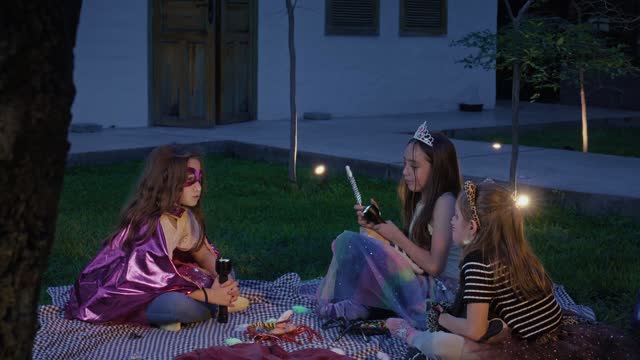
[515,194,530,208]
[492,142,502,150]
[314,164,326,176]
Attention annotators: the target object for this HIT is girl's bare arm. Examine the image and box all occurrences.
[393,194,455,276]
[191,240,217,277]
[439,302,490,341]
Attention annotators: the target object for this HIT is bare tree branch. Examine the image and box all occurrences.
[503,0,516,21]
[575,0,640,30]
[516,0,536,22]
[570,0,583,23]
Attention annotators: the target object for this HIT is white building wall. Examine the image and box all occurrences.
[258,0,497,120]
[71,0,148,128]
[71,0,496,128]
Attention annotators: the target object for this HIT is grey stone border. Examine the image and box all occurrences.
[67,140,640,221]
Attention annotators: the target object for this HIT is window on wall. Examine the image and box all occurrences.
[400,0,447,36]
[325,0,380,36]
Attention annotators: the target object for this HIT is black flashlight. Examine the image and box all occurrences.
[215,258,232,323]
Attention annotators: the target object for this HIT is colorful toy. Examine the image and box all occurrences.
[228,296,250,313]
[244,310,322,345]
[224,337,243,346]
[291,305,310,314]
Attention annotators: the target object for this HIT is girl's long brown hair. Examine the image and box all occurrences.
[459,182,552,300]
[398,133,462,249]
[109,144,206,251]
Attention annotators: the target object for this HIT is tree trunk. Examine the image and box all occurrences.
[503,0,535,192]
[0,1,82,358]
[510,61,521,191]
[286,0,298,185]
[572,1,588,153]
[579,67,589,152]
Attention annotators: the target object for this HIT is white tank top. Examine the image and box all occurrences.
[409,200,460,281]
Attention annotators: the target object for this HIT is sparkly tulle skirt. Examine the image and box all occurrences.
[315,231,457,328]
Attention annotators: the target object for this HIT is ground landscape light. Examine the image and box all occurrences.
[515,194,530,208]
[492,142,502,150]
[314,164,326,176]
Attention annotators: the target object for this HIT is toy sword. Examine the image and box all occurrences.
[345,165,362,206]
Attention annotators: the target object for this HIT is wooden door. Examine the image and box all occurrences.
[151,0,215,127]
[217,0,257,125]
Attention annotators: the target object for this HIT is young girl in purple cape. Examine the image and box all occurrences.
[316,122,463,328]
[65,144,240,331]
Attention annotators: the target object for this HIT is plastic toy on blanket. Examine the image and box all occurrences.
[242,310,322,345]
[229,296,250,313]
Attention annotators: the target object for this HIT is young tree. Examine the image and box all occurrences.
[452,0,542,191]
[500,0,536,192]
[0,1,82,358]
[285,0,298,185]
[563,0,639,152]
[452,0,637,188]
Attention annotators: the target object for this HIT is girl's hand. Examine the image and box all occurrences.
[372,221,403,244]
[209,277,240,305]
[433,304,445,325]
[355,198,381,229]
[223,278,240,304]
[354,204,372,228]
[218,277,240,303]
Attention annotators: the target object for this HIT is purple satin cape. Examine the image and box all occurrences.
[64,218,214,325]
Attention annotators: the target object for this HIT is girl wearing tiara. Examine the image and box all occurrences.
[316,122,462,328]
[65,144,240,331]
[386,181,639,359]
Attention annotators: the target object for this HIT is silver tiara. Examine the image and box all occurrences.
[413,121,434,147]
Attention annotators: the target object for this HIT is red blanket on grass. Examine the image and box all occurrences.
[176,343,352,360]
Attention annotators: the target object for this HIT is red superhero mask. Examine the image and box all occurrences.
[184,167,203,187]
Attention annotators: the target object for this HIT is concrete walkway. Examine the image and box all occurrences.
[68,101,640,218]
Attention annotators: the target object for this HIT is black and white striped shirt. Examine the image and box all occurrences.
[461,251,562,339]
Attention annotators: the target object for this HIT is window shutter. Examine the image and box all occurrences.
[326,0,379,36]
[400,0,447,36]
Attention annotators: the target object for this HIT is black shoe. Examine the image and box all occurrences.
[367,307,397,320]
[321,317,347,330]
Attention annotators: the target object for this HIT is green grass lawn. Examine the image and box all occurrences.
[45,156,640,331]
[454,127,640,158]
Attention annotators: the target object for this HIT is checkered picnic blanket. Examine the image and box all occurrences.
[34,273,407,360]
[33,274,595,360]
[553,284,596,321]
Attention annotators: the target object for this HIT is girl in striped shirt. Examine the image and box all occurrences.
[386,181,562,358]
